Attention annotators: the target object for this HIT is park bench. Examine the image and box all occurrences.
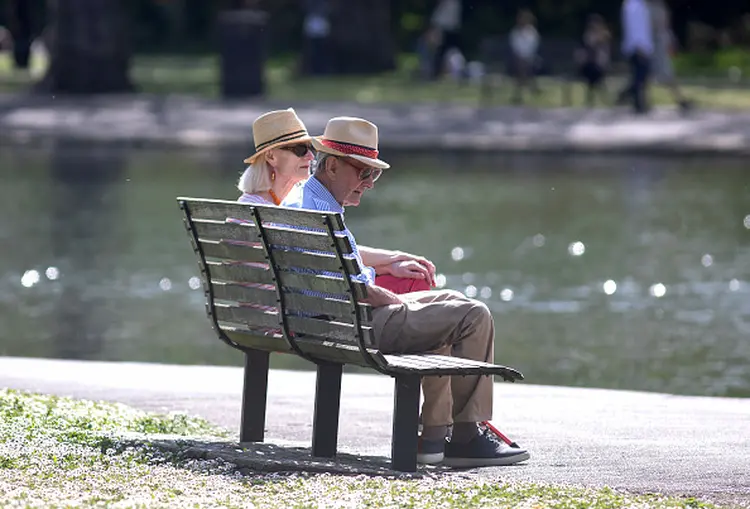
[177,197,524,472]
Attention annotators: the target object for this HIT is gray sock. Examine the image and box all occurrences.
[421,425,449,441]
[451,422,479,444]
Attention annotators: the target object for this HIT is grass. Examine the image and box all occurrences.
[0,388,730,508]
[2,51,750,110]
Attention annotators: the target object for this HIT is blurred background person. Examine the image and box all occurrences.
[618,0,653,114]
[429,0,462,80]
[575,14,611,107]
[648,0,693,112]
[509,9,541,104]
[302,0,331,76]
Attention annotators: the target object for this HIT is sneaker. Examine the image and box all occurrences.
[443,428,530,468]
[417,437,445,465]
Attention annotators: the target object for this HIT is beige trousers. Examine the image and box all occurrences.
[371,289,495,427]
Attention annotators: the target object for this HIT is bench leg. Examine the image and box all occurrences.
[312,362,343,458]
[239,348,270,443]
[391,374,421,472]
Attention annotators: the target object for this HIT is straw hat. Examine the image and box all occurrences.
[244,108,314,164]
[311,117,390,170]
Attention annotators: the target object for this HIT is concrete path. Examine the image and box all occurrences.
[1,356,748,506]
[1,94,750,155]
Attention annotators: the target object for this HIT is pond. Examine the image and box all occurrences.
[1,142,748,397]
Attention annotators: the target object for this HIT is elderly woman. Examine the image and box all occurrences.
[238,108,315,205]
[239,109,434,293]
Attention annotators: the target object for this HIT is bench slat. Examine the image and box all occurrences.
[224,329,379,367]
[212,282,278,308]
[213,282,372,324]
[287,316,375,346]
[194,219,258,243]
[270,247,359,275]
[221,328,291,354]
[207,261,274,286]
[264,226,353,256]
[215,303,372,345]
[200,240,359,276]
[185,199,345,231]
[201,240,266,264]
[381,354,524,380]
[277,271,368,301]
[193,220,353,257]
[215,303,279,329]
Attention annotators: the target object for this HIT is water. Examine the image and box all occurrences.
[1,142,749,397]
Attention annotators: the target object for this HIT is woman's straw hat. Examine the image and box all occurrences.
[311,117,390,169]
[244,108,314,164]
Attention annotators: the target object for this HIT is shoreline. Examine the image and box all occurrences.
[2,94,750,155]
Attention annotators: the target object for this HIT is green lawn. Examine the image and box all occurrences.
[2,52,750,109]
[0,388,725,508]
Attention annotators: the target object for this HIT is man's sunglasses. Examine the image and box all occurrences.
[281,143,315,157]
[343,158,382,182]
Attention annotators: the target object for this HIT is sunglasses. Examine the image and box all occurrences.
[343,158,382,182]
[281,143,314,157]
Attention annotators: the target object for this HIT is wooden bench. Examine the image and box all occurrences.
[177,197,524,472]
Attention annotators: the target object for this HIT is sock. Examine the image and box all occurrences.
[451,422,479,444]
[421,425,448,441]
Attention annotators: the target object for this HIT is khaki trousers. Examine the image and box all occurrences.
[371,289,494,427]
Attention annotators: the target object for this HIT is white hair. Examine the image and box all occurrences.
[237,154,272,194]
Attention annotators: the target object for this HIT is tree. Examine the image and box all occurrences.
[35,0,134,94]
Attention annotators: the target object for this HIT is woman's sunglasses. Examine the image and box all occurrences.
[281,143,315,157]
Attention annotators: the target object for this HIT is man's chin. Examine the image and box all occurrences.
[344,193,363,207]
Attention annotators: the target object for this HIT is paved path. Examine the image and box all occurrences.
[1,94,750,155]
[1,357,748,506]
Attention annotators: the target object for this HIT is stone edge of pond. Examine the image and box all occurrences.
[2,128,750,157]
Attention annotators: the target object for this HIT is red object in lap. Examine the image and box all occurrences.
[375,275,431,294]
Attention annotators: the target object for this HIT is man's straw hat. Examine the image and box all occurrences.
[311,117,390,170]
[244,108,313,164]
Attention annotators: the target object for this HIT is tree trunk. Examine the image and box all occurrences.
[327,0,395,74]
[35,0,134,94]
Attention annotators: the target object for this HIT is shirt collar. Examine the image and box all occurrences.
[307,176,344,214]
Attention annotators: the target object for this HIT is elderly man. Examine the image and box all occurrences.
[282,116,529,467]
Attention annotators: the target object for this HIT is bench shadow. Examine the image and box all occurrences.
[118,437,448,479]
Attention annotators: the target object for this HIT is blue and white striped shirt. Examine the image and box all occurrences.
[282,176,375,285]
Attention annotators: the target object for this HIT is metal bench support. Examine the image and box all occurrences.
[239,348,270,442]
[391,374,421,472]
[312,362,343,457]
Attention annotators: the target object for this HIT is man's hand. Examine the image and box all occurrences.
[359,246,437,286]
[362,284,403,308]
[389,259,436,287]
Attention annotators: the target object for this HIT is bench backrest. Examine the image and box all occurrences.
[178,197,380,368]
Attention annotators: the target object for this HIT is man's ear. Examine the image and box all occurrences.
[325,157,338,180]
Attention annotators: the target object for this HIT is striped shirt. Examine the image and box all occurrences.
[282,176,375,287]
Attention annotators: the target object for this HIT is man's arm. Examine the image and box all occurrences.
[359,245,437,285]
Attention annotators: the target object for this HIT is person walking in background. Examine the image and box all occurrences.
[618,0,654,114]
[429,0,462,79]
[576,14,611,106]
[648,0,693,112]
[509,9,541,104]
